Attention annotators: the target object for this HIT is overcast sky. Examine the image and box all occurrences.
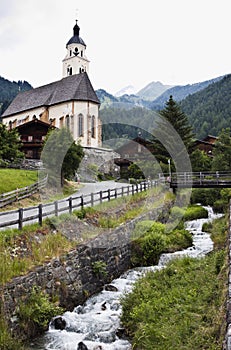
[0,0,230,94]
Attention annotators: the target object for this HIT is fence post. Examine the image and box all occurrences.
[18,208,23,230]
[121,186,124,197]
[80,195,84,210]
[91,193,94,207]
[55,201,58,216]
[99,191,103,204]
[144,182,147,191]
[132,185,134,196]
[115,188,117,199]
[69,197,72,214]
[38,204,43,226]
[136,184,138,193]
[108,189,111,201]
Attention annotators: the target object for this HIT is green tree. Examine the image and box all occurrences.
[151,96,194,171]
[212,128,231,171]
[0,123,24,161]
[41,127,84,187]
[190,149,212,172]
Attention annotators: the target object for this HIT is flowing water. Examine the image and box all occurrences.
[29,206,222,350]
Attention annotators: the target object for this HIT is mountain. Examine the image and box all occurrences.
[137,81,173,101]
[150,76,224,110]
[180,74,231,139]
[0,76,32,117]
[115,85,137,97]
[96,89,150,110]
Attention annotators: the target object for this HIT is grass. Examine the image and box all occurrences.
[121,212,228,350]
[0,169,38,194]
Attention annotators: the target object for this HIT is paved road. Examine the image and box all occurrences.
[0,181,131,230]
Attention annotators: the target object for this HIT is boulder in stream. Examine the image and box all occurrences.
[77,342,89,350]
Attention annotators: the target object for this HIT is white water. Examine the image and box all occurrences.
[29,206,222,350]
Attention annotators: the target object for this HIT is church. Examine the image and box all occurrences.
[1,20,102,159]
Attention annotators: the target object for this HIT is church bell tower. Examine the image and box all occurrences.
[62,20,89,78]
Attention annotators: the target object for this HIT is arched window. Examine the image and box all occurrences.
[78,114,84,137]
[91,115,96,138]
[65,115,70,129]
[67,66,72,76]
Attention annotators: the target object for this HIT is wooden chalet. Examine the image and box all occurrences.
[16,118,54,159]
[195,135,217,156]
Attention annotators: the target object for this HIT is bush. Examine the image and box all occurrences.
[132,221,164,240]
[184,205,208,221]
[191,188,221,206]
[17,287,63,334]
[167,228,193,251]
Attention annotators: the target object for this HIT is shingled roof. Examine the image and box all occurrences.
[2,72,100,118]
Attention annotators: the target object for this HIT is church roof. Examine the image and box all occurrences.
[2,72,100,118]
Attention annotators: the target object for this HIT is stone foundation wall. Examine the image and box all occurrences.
[1,205,166,340]
[78,147,120,182]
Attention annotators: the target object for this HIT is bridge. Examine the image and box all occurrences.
[170,171,231,189]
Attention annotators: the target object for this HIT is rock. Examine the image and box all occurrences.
[101,301,107,310]
[104,284,118,292]
[77,342,89,350]
[52,316,66,330]
[116,327,127,339]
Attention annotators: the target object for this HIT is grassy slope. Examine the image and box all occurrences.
[121,215,228,350]
[0,169,38,194]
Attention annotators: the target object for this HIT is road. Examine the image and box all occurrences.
[0,181,130,230]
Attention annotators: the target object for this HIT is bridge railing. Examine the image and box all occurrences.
[170,171,231,185]
[169,171,231,188]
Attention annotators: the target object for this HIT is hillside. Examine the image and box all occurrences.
[0,77,32,117]
[180,74,231,139]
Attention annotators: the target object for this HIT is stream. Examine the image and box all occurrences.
[29,206,222,350]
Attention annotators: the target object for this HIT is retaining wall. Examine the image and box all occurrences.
[1,205,166,340]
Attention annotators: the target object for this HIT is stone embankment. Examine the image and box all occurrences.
[1,205,167,340]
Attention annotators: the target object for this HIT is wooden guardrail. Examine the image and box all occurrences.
[0,181,159,230]
[0,176,48,208]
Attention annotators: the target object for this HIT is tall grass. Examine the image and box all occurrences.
[0,224,74,285]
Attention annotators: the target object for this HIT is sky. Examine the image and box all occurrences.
[0,0,231,95]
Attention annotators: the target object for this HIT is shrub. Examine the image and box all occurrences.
[131,220,157,240]
[92,260,107,278]
[184,205,208,221]
[131,226,167,266]
[17,287,63,334]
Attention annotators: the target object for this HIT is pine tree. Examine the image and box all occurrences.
[0,124,24,161]
[212,128,231,171]
[151,96,194,173]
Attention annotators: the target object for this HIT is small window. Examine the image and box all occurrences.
[81,50,83,57]
[70,50,72,56]
[28,136,33,142]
